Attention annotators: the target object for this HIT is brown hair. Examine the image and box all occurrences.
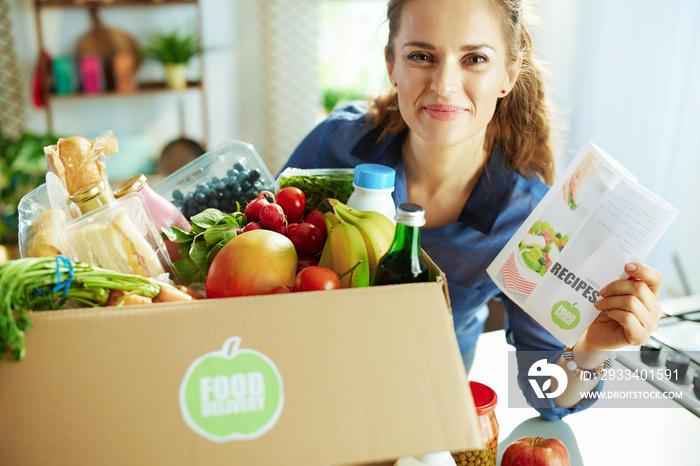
[368,0,555,185]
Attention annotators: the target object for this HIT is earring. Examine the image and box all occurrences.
[501,89,506,94]
[394,82,398,87]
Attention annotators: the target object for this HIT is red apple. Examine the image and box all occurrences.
[501,437,570,466]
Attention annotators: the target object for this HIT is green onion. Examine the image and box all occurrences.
[0,256,160,361]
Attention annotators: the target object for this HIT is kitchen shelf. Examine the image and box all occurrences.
[49,81,202,101]
[33,0,209,148]
[36,0,197,9]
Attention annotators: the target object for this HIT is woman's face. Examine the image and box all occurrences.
[387,0,520,149]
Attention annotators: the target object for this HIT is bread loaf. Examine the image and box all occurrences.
[44,134,119,196]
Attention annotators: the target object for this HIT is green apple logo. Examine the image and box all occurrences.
[551,300,580,330]
[179,336,283,442]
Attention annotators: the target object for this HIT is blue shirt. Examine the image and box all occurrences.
[283,102,601,419]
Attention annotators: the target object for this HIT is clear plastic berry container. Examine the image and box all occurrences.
[451,381,498,466]
[151,140,275,219]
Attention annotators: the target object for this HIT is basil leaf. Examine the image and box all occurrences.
[204,227,233,246]
[189,238,211,275]
[161,226,194,243]
[173,256,206,284]
[191,208,226,231]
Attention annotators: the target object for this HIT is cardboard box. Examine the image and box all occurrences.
[0,265,482,466]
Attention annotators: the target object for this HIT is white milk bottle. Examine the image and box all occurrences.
[346,163,397,224]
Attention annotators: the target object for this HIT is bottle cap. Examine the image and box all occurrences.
[71,179,111,214]
[114,173,147,199]
[469,380,497,416]
[353,163,395,190]
[396,202,426,227]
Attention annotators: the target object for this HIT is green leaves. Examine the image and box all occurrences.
[162,208,245,284]
[278,174,354,216]
[141,28,204,65]
[0,131,61,243]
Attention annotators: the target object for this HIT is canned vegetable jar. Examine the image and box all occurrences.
[451,380,498,466]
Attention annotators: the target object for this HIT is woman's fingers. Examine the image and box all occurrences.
[594,293,658,335]
[623,262,664,299]
[592,262,665,345]
[602,309,649,346]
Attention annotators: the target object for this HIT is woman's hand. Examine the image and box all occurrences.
[579,263,664,352]
[562,153,601,207]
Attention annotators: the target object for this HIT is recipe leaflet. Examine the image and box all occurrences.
[486,141,679,347]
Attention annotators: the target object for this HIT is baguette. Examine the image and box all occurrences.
[44,134,119,196]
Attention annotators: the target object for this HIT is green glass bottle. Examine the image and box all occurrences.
[372,202,430,285]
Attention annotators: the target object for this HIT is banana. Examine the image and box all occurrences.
[318,200,370,288]
[332,200,395,278]
[327,198,396,239]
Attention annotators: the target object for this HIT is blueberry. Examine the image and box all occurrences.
[556,232,562,238]
[185,199,196,209]
[197,204,208,212]
[226,169,235,177]
[194,192,206,203]
[209,199,220,209]
[196,184,207,193]
[228,169,240,180]
[248,169,261,181]
[538,257,547,265]
[172,189,183,200]
[235,171,249,185]
[211,176,220,184]
[233,162,245,171]
[241,180,252,192]
[221,190,232,200]
[230,185,241,196]
[253,180,264,191]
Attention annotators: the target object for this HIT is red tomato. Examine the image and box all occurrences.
[287,222,325,256]
[275,187,306,221]
[294,266,340,292]
[304,209,327,240]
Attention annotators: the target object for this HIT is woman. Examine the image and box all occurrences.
[283,0,663,419]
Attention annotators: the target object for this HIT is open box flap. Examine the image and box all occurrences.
[0,283,481,466]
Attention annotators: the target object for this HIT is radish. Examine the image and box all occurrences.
[244,198,269,222]
[242,222,262,232]
[259,203,286,230]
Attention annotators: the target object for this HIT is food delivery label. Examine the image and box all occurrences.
[179,336,284,442]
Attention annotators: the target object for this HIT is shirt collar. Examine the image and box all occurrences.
[351,127,516,235]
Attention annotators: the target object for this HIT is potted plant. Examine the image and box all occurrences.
[0,131,60,260]
[141,27,204,90]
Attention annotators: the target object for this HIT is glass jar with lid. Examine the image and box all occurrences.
[451,381,499,466]
[71,179,113,215]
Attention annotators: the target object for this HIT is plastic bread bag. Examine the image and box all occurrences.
[17,182,67,258]
[43,130,119,197]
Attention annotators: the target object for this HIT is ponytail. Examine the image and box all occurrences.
[485,6,555,185]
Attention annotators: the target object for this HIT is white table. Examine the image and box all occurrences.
[469,330,700,465]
